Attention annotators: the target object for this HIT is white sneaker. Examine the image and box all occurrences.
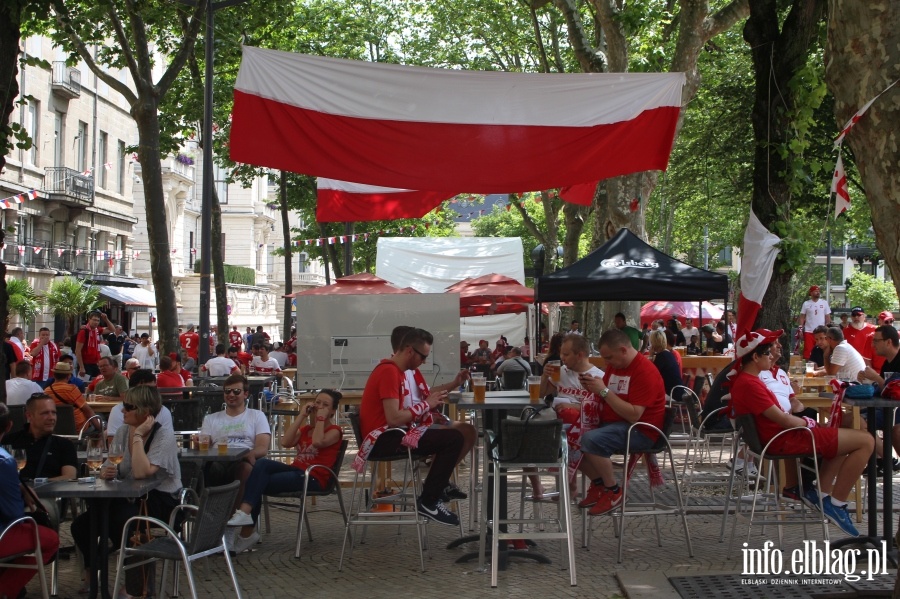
[730,458,759,478]
[227,509,253,527]
[231,531,260,554]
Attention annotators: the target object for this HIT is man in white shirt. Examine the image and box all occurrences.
[5,361,45,406]
[249,344,281,375]
[681,318,700,347]
[268,342,289,368]
[204,344,239,376]
[131,333,156,370]
[201,374,271,510]
[823,326,866,381]
[798,285,832,359]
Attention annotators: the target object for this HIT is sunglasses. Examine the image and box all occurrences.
[224,388,244,396]
[411,347,429,360]
[122,403,137,412]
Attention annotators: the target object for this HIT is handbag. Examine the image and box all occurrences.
[125,498,157,598]
[843,382,876,399]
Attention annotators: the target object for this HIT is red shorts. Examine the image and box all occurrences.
[803,332,815,359]
[768,426,838,459]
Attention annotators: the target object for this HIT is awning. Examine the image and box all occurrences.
[98,286,157,313]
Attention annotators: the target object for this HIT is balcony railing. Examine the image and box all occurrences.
[44,167,94,206]
[51,62,81,98]
[1,243,129,276]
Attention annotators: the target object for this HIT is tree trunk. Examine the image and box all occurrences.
[0,1,21,175]
[280,171,293,340]
[211,185,228,341]
[825,0,900,300]
[133,106,180,354]
[744,0,824,333]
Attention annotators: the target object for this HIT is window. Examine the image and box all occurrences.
[213,163,228,203]
[76,121,88,172]
[297,252,308,274]
[98,132,108,188]
[17,215,32,265]
[266,244,275,274]
[117,140,126,194]
[715,246,733,267]
[53,112,63,168]
[25,101,39,165]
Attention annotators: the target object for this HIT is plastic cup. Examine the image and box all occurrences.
[217,440,228,455]
[806,362,816,377]
[198,434,210,452]
[473,379,486,404]
[527,376,542,403]
[547,360,561,382]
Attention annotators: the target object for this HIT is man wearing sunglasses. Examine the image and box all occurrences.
[359,327,463,527]
[200,374,271,511]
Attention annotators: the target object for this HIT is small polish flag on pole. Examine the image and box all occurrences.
[832,154,851,218]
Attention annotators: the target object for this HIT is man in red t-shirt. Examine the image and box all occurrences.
[156,355,186,388]
[359,327,463,527]
[229,325,243,349]
[844,306,878,370]
[577,328,666,516]
[179,323,200,362]
[75,310,115,378]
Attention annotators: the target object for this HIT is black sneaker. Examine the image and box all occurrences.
[782,486,802,502]
[417,498,460,527]
[441,483,468,501]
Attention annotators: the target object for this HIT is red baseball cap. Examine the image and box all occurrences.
[880,311,895,323]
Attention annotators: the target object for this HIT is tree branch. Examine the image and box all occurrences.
[98,0,141,88]
[554,0,604,72]
[157,0,207,97]
[122,0,154,84]
[704,0,750,41]
[49,0,137,105]
[590,0,627,71]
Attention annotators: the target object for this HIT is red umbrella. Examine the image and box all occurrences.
[446,274,534,317]
[284,272,419,297]
[640,300,723,323]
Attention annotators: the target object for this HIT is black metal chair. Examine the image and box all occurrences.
[261,439,350,558]
[499,370,527,390]
[112,481,243,599]
[54,404,77,436]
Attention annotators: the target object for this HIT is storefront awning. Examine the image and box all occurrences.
[98,286,157,313]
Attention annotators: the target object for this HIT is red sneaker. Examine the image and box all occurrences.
[577,484,604,509]
[588,487,623,516]
[510,539,529,550]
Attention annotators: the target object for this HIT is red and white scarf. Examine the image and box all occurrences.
[31,341,60,381]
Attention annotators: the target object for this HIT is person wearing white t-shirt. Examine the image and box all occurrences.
[541,333,605,497]
[204,344,240,377]
[131,333,156,370]
[823,327,866,381]
[200,374,272,511]
[249,345,281,375]
[5,361,45,406]
[798,285,832,359]
[681,318,700,348]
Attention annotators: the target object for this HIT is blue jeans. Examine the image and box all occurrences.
[580,421,655,458]
[241,459,322,522]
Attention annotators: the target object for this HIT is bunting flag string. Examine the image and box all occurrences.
[0,189,39,208]
[1,242,139,262]
[831,78,899,219]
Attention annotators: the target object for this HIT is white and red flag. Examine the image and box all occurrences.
[231,47,684,199]
[736,208,782,340]
[832,154,851,218]
[316,179,455,222]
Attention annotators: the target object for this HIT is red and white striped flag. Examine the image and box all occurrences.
[736,208,782,340]
[832,154,851,218]
[316,179,454,222]
[231,47,684,196]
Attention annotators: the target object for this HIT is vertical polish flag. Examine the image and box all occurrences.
[736,208,782,340]
[832,154,851,218]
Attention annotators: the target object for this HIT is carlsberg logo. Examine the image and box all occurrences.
[600,259,659,270]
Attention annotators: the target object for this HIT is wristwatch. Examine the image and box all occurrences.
[599,388,610,398]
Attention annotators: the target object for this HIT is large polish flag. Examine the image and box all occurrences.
[231,46,685,194]
[316,179,455,222]
[736,208,782,340]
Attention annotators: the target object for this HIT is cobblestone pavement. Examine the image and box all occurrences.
[28,449,899,599]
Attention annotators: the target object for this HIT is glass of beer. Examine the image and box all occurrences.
[217,439,229,455]
[527,376,542,403]
[473,378,487,404]
[547,360,561,382]
[198,434,211,452]
[806,362,816,377]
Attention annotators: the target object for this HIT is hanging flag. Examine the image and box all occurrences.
[96,250,104,260]
[17,246,25,256]
[33,247,42,255]
[115,250,123,260]
[132,250,141,259]
[231,47,684,194]
[316,179,456,222]
[832,154,851,218]
[57,248,65,257]
[104,162,113,170]
[76,249,83,256]
[736,208,782,340]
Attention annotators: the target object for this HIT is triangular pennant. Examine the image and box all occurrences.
[33,247,42,255]
[57,248,65,257]
[17,245,25,255]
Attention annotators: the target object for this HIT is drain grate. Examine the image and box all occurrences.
[668,574,852,599]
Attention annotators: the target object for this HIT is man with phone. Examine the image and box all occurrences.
[359,327,463,526]
[75,310,116,379]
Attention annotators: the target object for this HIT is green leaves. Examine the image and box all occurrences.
[6,278,40,323]
[846,270,899,315]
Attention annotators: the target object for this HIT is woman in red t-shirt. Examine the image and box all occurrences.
[224,390,343,552]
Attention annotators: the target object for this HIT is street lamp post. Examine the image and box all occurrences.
[198,0,245,365]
